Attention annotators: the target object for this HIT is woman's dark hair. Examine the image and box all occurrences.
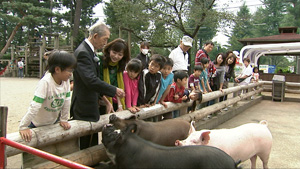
[174,71,188,82]
[126,58,143,73]
[149,54,166,69]
[225,51,237,69]
[47,50,76,74]
[102,38,130,72]
[213,53,226,66]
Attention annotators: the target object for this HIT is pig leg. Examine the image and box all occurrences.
[259,154,269,169]
[250,155,257,169]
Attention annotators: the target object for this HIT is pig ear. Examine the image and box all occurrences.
[126,115,137,120]
[188,121,196,134]
[126,123,137,134]
[109,114,117,123]
[200,131,211,145]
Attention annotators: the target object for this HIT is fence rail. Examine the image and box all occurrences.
[5,82,263,157]
[4,80,300,168]
[262,81,300,94]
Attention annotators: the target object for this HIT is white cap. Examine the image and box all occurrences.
[233,51,240,57]
[181,35,193,47]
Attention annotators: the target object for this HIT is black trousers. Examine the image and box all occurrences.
[79,133,98,150]
[78,105,107,150]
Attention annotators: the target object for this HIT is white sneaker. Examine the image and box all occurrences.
[223,107,228,111]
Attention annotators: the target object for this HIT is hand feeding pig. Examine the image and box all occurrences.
[102,123,240,169]
[109,114,191,146]
[175,120,272,169]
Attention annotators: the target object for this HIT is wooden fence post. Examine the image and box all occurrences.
[0,106,8,169]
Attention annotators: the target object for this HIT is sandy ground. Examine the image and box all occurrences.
[0,77,40,168]
[0,77,40,134]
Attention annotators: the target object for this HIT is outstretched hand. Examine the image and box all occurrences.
[116,88,125,98]
[19,128,32,142]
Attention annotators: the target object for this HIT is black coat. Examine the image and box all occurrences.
[71,40,116,122]
[136,52,149,70]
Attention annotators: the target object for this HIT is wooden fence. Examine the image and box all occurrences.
[262,81,300,94]
[2,82,267,168]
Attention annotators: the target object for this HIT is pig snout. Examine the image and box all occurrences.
[175,140,183,146]
[109,114,117,123]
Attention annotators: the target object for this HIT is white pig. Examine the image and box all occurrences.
[175,120,272,169]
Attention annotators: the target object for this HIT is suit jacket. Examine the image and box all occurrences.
[71,41,116,122]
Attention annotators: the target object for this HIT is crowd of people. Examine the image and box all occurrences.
[18,22,260,149]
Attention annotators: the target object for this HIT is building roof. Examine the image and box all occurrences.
[239,27,300,45]
[240,42,300,66]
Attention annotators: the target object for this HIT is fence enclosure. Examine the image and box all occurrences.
[2,80,299,168]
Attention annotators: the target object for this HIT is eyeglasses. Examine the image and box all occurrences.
[66,69,74,73]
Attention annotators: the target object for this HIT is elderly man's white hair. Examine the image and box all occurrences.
[88,22,109,37]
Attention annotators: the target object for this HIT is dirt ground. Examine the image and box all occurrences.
[0,77,40,168]
[0,77,40,134]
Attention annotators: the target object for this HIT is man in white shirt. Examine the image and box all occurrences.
[17,58,24,78]
[235,58,253,85]
[169,35,193,73]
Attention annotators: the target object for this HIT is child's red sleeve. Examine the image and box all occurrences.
[167,86,182,103]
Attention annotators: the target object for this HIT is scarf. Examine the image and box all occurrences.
[103,61,125,109]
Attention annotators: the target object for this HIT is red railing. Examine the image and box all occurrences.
[0,67,7,76]
[0,137,92,169]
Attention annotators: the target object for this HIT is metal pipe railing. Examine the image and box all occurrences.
[0,137,92,169]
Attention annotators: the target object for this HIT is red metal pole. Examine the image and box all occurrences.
[0,139,5,169]
[0,137,92,169]
[0,106,8,169]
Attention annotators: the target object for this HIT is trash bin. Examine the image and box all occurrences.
[272,75,285,102]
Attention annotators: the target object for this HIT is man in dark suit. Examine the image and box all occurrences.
[71,22,125,149]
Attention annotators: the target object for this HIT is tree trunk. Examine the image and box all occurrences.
[0,22,22,57]
[73,0,82,39]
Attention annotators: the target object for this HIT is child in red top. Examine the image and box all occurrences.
[166,71,188,118]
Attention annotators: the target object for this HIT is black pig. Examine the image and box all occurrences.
[102,124,240,169]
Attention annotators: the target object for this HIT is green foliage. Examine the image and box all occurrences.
[2,53,11,59]
[0,0,101,54]
[103,0,225,73]
[280,13,297,27]
[209,42,227,61]
[284,0,300,27]
[226,0,300,73]
[227,3,253,51]
[259,55,294,72]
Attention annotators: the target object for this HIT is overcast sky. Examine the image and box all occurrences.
[92,0,264,46]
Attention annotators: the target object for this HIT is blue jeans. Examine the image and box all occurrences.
[172,110,180,118]
[18,68,23,77]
